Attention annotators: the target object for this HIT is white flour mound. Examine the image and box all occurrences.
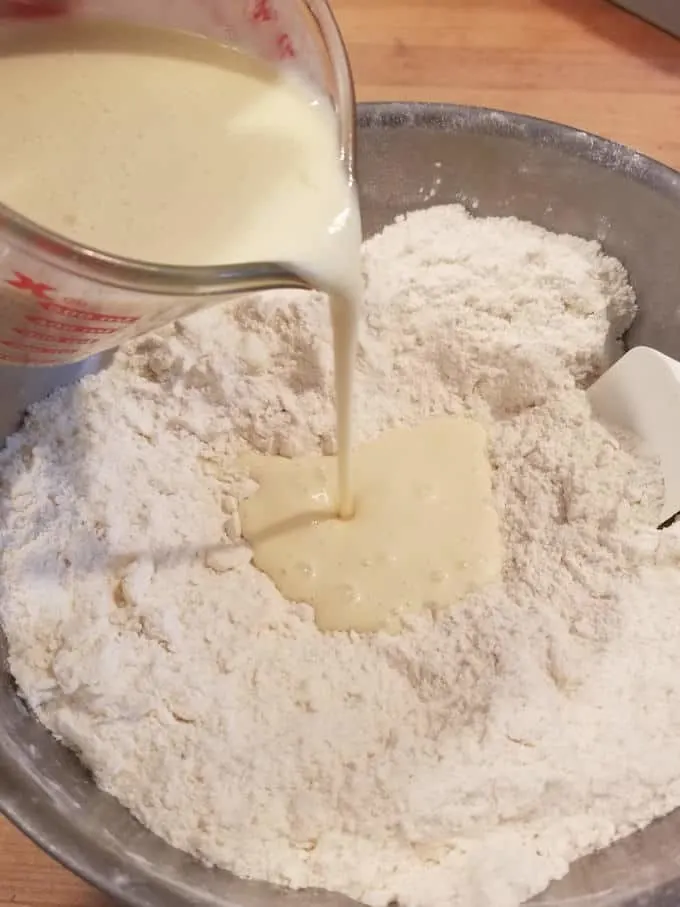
[2,204,680,907]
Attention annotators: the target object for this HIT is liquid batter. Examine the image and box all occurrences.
[240,417,503,632]
[0,19,361,515]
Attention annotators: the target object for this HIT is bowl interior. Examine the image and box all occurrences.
[2,102,680,907]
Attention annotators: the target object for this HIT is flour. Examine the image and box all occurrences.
[2,204,680,907]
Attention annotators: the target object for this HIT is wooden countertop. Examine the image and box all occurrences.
[2,0,680,904]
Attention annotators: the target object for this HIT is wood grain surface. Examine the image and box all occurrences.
[2,0,680,904]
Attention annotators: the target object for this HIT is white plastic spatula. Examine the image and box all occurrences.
[588,346,680,526]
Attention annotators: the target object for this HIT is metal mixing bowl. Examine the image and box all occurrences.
[2,102,680,907]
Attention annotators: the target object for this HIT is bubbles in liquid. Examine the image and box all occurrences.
[295,561,315,579]
[334,583,361,604]
[239,417,503,632]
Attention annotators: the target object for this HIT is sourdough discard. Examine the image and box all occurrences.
[2,206,680,907]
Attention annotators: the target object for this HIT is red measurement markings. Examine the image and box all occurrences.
[6,272,140,324]
[25,315,117,335]
[1,339,79,356]
[38,299,138,323]
[248,0,296,58]
[7,271,52,299]
[276,32,295,59]
[1,0,69,19]
[14,328,95,345]
[251,0,275,23]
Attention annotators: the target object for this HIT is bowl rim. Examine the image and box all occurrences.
[357,100,680,196]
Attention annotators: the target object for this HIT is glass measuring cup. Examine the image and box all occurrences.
[0,0,357,370]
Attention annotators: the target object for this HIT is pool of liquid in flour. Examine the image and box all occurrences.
[240,417,503,632]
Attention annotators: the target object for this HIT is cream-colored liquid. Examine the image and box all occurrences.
[240,418,503,632]
[0,20,361,515]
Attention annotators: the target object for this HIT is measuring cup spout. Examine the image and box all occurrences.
[218,263,314,296]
